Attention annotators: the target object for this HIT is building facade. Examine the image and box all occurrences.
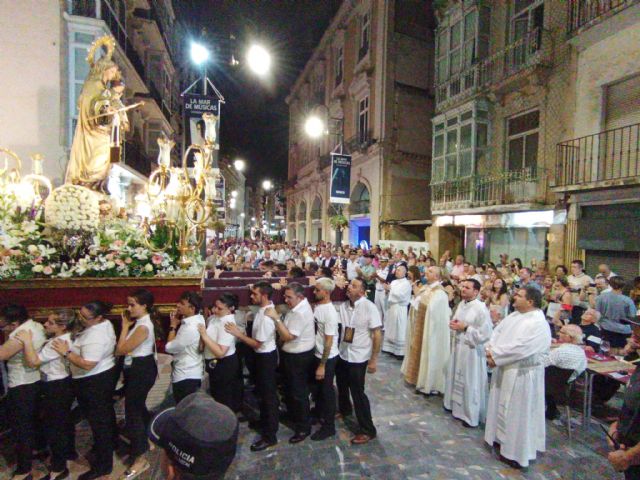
[218,157,246,238]
[285,0,435,246]
[0,0,181,206]
[427,0,574,267]
[553,0,640,277]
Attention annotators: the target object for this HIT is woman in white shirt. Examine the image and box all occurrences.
[115,289,158,479]
[17,309,77,480]
[51,301,117,480]
[0,304,46,480]
[198,293,242,413]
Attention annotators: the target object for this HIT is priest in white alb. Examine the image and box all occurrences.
[444,278,492,427]
[415,266,451,395]
[484,285,552,468]
[382,265,411,356]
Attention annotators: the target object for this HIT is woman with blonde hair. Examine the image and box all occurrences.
[17,309,78,480]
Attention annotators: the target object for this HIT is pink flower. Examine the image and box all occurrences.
[125,257,133,264]
[152,254,163,265]
[33,256,43,264]
[106,253,114,260]
[114,240,124,247]
[42,266,53,275]
[115,259,125,266]
[9,249,22,256]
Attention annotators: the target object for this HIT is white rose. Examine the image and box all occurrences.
[27,244,38,254]
[144,263,154,272]
[32,264,44,273]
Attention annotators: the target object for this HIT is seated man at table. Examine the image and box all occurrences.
[580,308,603,351]
[544,324,587,419]
[607,319,640,479]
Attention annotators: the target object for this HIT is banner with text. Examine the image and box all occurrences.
[182,93,220,168]
[329,153,352,204]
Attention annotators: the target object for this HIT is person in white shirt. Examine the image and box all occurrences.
[165,291,205,405]
[374,257,390,323]
[51,300,118,480]
[17,309,76,480]
[443,279,493,428]
[225,281,279,452]
[336,278,382,445]
[269,282,316,443]
[346,250,359,281]
[485,286,552,468]
[567,259,593,323]
[115,289,158,478]
[310,277,340,440]
[198,293,243,413]
[0,304,46,480]
[382,265,412,356]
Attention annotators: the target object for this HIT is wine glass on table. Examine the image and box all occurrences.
[599,340,611,357]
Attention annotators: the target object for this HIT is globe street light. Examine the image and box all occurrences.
[304,115,325,139]
[247,44,271,76]
[190,42,210,66]
[233,159,245,172]
[262,179,272,191]
[231,190,238,198]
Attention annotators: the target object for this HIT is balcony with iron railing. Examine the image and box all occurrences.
[554,122,640,191]
[567,0,640,36]
[436,28,552,110]
[344,130,374,154]
[430,167,548,214]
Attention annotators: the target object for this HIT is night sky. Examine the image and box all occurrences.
[175,0,342,186]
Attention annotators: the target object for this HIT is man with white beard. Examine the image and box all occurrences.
[484,285,551,468]
[382,265,411,356]
[444,278,492,428]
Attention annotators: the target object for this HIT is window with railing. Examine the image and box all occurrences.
[508,0,544,72]
[359,10,371,61]
[432,105,488,184]
[146,120,165,159]
[435,4,490,105]
[567,0,638,36]
[507,109,539,172]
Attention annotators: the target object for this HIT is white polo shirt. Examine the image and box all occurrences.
[282,298,315,354]
[39,332,72,382]
[338,296,382,363]
[7,319,46,388]
[124,315,155,366]
[252,303,277,353]
[70,320,116,379]
[204,314,237,359]
[165,314,205,382]
[314,303,340,360]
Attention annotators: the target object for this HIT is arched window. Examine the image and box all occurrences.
[350,182,370,215]
[311,196,322,221]
[288,204,296,222]
[297,201,307,221]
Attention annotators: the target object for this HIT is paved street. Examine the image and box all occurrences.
[0,353,620,480]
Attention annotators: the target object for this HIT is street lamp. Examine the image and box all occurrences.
[304,105,344,152]
[247,44,271,76]
[233,159,245,172]
[304,115,325,139]
[262,179,272,191]
[231,190,238,198]
[190,42,210,66]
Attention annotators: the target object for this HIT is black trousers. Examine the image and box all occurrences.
[207,353,243,413]
[124,355,157,458]
[172,378,202,405]
[310,356,338,432]
[336,358,376,438]
[73,367,117,475]
[7,382,40,474]
[41,377,75,471]
[601,329,631,349]
[281,349,315,434]
[254,350,279,442]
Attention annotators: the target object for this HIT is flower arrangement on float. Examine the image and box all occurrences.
[0,182,203,280]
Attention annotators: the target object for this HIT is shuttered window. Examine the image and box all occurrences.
[605,74,640,131]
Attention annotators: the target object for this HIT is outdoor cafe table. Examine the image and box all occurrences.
[582,350,636,430]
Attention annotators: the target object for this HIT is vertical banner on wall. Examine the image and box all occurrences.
[274,189,285,220]
[214,174,225,220]
[182,93,220,168]
[329,153,352,204]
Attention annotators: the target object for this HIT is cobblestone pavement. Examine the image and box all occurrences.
[0,353,620,479]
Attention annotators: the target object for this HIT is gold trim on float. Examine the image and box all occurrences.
[0,276,203,290]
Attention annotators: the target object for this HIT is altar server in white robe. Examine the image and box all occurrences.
[484,285,551,468]
[415,266,452,395]
[444,278,492,427]
[382,266,412,356]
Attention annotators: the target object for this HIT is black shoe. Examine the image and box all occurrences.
[51,469,70,480]
[289,432,310,444]
[311,428,336,441]
[250,438,277,452]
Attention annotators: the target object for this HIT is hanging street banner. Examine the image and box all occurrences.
[214,174,225,220]
[182,93,220,168]
[329,153,352,204]
[274,189,285,219]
